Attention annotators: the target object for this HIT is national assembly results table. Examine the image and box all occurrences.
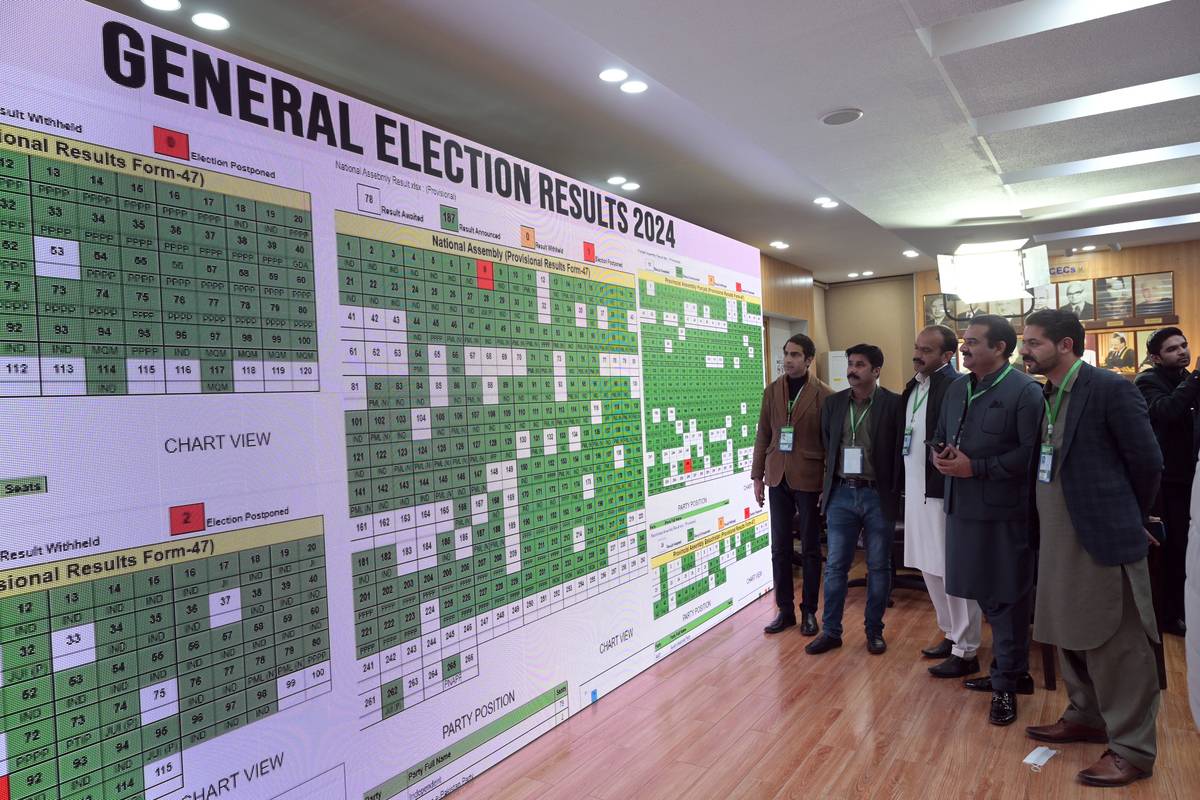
[0,124,317,397]
[0,518,330,800]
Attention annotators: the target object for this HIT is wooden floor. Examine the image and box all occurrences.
[451,558,1200,799]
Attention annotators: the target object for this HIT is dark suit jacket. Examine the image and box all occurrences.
[1052,363,1162,566]
[1134,365,1200,485]
[897,365,958,500]
[935,365,1043,522]
[819,386,902,522]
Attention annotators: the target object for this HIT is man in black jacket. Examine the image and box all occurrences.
[1134,326,1200,636]
[807,344,902,656]
[900,326,982,677]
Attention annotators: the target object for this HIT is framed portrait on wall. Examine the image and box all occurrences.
[1095,276,1133,319]
[1058,280,1095,320]
[1099,331,1136,371]
[1135,330,1155,372]
[1083,333,1098,367]
[954,298,989,326]
[1134,272,1174,317]
[990,298,1026,330]
[923,294,957,329]
[1029,284,1056,313]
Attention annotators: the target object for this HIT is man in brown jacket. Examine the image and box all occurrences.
[753,333,834,634]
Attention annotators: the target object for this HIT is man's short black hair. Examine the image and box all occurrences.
[922,325,958,354]
[783,332,815,360]
[1025,309,1085,356]
[846,343,884,369]
[967,314,1017,358]
[1147,326,1185,356]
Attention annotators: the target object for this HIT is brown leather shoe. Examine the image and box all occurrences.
[1026,718,1108,744]
[1077,750,1151,787]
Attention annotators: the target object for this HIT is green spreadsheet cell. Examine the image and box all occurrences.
[638,275,764,496]
[0,126,317,398]
[338,215,647,727]
[0,520,330,800]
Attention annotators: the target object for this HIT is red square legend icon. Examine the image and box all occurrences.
[583,242,596,262]
[476,259,494,291]
[170,503,206,535]
[153,126,190,160]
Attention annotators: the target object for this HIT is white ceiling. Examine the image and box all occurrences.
[99,0,1200,284]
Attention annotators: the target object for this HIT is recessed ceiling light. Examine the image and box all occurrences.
[599,68,628,83]
[191,11,230,30]
[142,0,182,10]
[820,200,839,209]
[821,108,864,126]
[620,80,648,94]
[1080,244,1097,251]
[862,271,874,276]
[954,238,1029,255]
[606,176,626,185]
[769,241,789,250]
[813,196,832,205]
[902,249,919,258]
[621,182,639,191]
[848,272,860,278]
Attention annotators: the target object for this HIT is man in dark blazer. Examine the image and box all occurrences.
[752,333,834,635]
[1020,309,1162,787]
[899,326,982,678]
[1135,326,1199,637]
[806,344,901,656]
[933,315,1043,727]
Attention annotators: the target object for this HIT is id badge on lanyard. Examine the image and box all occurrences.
[902,427,914,456]
[1037,444,1054,483]
[779,426,794,452]
[843,446,864,474]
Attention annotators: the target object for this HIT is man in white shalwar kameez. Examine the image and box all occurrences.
[901,326,983,677]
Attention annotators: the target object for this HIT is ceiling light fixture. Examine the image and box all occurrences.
[821,108,864,126]
[142,0,182,10]
[902,249,919,258]
[191,11,230,30]
[820,200,839,209]
[599,68,628,83]
[621,182,639,191]
[862,271,874,276]
[620,80,648,94]
[1080,245,1097,252]
[606,176,626,185]
[813,196,831,205]
[848,272,860,278]
[769,241,789,250]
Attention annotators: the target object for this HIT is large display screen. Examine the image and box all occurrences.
[0,3,770,799]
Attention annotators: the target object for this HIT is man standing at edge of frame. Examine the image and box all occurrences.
[1135,326,1199,637]
[753,333,834,635]
[899,325,983,678]
[1021,309,1162,787]
[933,315,1042,727]
[806,343,901,655]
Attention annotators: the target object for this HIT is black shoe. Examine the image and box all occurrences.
[989,691,1017,726]
[929,654,980,678]
[921,638,954,659]
[763,611,797,634]
[805,633,842,655]
[867,634,887,655]
[1163,618,1186,637]
[800,612,819,636]
[963,673,1035,695]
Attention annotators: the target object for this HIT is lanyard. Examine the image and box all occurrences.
[966,363,1013,408]
[848,389,875,445]
[1043,359,1083,438]
[907,382,930,426]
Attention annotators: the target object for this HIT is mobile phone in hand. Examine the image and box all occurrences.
[927,440,948,456]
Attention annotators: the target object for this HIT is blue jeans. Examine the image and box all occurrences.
[822,483,894,638]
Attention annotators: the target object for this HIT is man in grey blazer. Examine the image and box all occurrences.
[933,315,1043,727]
[1020,309,1162,787]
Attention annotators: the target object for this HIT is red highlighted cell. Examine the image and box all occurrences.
[1,774,11,800]
[736,282,743,292]
[153,126,190,160]
[683,459,693,474]
[744,506,751,519]
[476,259,494,291]
[170,503,206,535]
[583,242,596,262]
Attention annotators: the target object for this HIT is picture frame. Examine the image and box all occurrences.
[1095,276,1133,319]
[1134,272,1174,317]
[1098,331,1137,372]
[1057,280,1095,321]
[923,294,956,329]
